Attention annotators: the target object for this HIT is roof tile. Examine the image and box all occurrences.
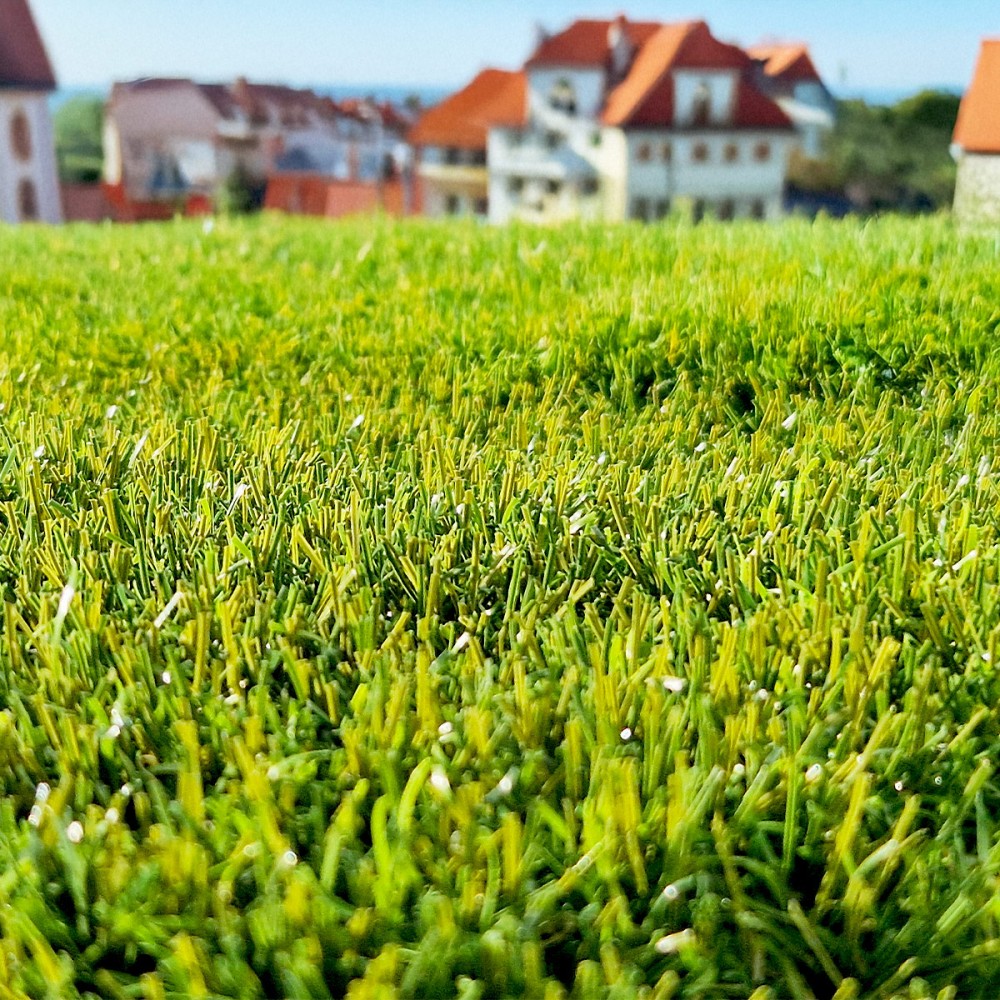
[527,18,661,68]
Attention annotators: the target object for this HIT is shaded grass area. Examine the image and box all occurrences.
[0,215,999,997]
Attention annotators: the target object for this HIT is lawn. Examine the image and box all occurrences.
[1,215,999,998]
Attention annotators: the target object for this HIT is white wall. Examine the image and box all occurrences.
[0,92,62,224]
[954,153,1000,225]
[620,129,790,221]
[673,71,738,127]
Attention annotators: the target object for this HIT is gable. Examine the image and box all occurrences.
[0,0,56,90]
[954,40,1000,154]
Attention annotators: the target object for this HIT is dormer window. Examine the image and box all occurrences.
[548,78,577,115]
[691,83,711,127]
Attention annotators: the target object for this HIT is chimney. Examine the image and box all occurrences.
[608,16,633,82]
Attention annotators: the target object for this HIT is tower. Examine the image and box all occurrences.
[0,0,61,223]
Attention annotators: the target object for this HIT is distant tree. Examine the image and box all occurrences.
[788,90,961,214]
[218,163,265,215]
[53,95,104,184]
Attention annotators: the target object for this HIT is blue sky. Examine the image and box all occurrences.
[30,0,999,95]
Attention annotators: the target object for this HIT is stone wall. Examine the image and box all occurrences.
[954,153,1000,225]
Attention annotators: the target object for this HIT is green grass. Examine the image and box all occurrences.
[1,214,1000,998]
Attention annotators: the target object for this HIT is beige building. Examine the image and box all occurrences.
[0,0,62,224]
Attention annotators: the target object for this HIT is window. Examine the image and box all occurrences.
[549,77,577,115]
[508,176,524,195]
[10,110,31,162]
[445,193,461,215]
[469,149,487,167]
[654,199,671,219]
[636,142,652,163]
[754,142,771,162]
[444,147,461,165]
[591,131,603,148]
[692,142,709,163]
[691,83,711,127]
[718,199,735,221]
[474,197,488,216]
[692,199,706,224]
[631,197,650,221]
[545,132,560,151]
[546,179,561,196]
[724,143,739,164]
[661,143,673,163]
[751,199,766,220]
[580,177,599,196]
[17,179,38,221]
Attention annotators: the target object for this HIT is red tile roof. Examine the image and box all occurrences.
[603,22,698,125]
[732,79,794,129]
[604,21,791,130]
[408,69,526,150]
[527,18,661,68]
[748,44,823,84]
[0,0,56,89]
[954,39,1000,154]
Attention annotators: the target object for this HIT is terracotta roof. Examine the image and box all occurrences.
[603,22,697,126]
[732,79,794,129]
[604,21,790,130]
[954,39,1000,154]
[409,69,526,150]
[748,44,822,84]
[0,0,56,89]
[527,18,661,68]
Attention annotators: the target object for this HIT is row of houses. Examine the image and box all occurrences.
[96,17,835,226]
[2,0,999,226]
[101,77,414,221]
[410,18,836,225]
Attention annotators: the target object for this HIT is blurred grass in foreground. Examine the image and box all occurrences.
[0,215,999,997]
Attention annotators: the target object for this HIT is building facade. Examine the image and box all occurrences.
[953,40,1000,225]
[103,78,410,215]
[412,17,807,225]
[0,0,62,224]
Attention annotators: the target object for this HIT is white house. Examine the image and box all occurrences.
[412,17,802,224]
[0,0,61,223]
[952,39,1000,225]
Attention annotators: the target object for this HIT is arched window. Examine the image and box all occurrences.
[691,83,711,127]
[548,78,577,115]
[10,110,31,162]
[17,179,39,221]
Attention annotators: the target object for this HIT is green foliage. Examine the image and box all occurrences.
[52,96,104,185]
[790,90,961,212]
[219,164,266,215]
[0,216,999,997]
